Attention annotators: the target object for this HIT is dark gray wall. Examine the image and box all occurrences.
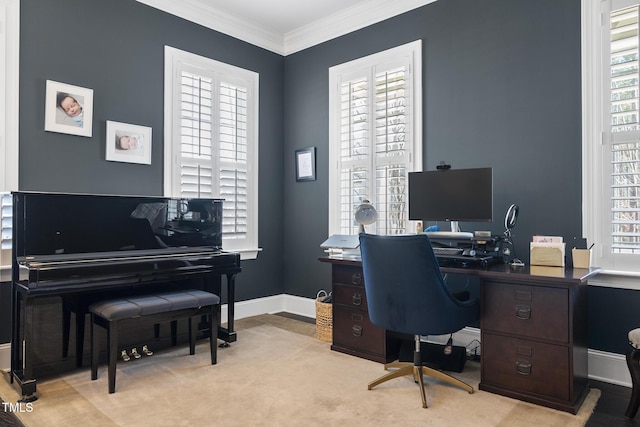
[17,0,285,304]
[282,0,640,355]
[7,0,640,356]
[284,0,582,297]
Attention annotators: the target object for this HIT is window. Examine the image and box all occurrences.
[0,0,19,269]
[328,41,422,235]
[164,46,259,259]
[584,0,640,274]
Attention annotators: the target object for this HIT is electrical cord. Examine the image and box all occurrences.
[465,339,481,361]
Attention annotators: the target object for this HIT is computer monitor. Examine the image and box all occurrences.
[408,167,493,233]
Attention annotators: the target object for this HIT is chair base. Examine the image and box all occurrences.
[626,345,640,419]
[368,361,474,408]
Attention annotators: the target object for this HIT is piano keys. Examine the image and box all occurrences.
[10,191,241,401]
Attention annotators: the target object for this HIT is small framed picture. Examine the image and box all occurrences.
[44,80,94,137]
[295,147,317,182]
[105,121,152,165]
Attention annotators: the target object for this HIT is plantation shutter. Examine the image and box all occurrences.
[609,4,640,254]
[178,72,248,241]
[339,76,369,233]
[337,65,410,235]
[0,192,11,267]
[180,71,214,197]
[219,82,248,239]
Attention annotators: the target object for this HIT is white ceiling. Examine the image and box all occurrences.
[136,0,436,55]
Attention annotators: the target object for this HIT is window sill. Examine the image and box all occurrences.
[589,270,640,290]
[228,248,262,261]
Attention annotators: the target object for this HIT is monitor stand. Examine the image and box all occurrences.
[425,221,474,240]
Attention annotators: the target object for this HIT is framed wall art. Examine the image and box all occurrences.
[105,120,152,165]
[295,147,316,182]
[44,80,94,137]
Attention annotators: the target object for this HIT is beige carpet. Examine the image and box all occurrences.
[0,315,600,426]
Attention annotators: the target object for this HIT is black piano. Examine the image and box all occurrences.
[10,191,241,401]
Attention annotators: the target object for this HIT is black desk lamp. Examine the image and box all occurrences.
[502,204,524,266]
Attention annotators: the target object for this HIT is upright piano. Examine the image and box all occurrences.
[10,191,241,401]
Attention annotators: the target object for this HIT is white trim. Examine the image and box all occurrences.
[229,293,317,322]
[284,0,436,56]
[589,348,631,387]
[138,0,436,56]
[581,0,600,257]
[588,273,640,290]
[0,343,9,371]
[139,0,284,54]
[0,0,19,192]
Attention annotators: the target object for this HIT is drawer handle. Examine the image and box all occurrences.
[516,360,532,375]
[515,304,531,320]
[351,272,363,285]
[351,313,363,322]
[352,325,363,337]
[352,293,362,306]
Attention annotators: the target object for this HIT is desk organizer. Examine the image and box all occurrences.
[530,243,565,267]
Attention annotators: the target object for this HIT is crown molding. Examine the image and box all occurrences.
[137,0,436,56]
[137,0,285,54]
[284,0,435,55]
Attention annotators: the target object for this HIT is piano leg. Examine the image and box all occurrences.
[10,282,19,385]
[107,321,118,394]
[11,291,37,402]
[62,307,70,358]
[62,297,88,368]
[212,272,237,347]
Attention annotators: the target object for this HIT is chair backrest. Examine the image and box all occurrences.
[359,233,478,336]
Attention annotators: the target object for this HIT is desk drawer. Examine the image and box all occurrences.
[333,265,364,287]
[482,333,570,401]
[482,281,568,343]
[333,283,368,310]
[333,306,385,356]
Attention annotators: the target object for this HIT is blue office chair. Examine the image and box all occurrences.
[359,233,479,408]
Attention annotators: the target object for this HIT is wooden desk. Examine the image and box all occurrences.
[319,256,601,414]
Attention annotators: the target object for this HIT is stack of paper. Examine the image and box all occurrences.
[530,236,565,267]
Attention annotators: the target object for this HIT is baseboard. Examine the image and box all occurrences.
[0,294,632,388]
[0,343,9,372]
[227,293,315,322]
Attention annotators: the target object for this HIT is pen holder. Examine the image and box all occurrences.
[572,248,591,269]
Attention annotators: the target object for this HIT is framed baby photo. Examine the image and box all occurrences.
[105,121,152,165]
[44,80,94,137]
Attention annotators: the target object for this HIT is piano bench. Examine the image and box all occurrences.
[89,290,220,394]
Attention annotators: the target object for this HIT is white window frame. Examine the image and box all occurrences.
[328,40,423,236]
[164,46,260,260]
[0,0,19,269]
[583,0,640,280]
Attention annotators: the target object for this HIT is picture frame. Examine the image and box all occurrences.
[44,80,94,137]
[105,120,152,165]
[295,147,317,182]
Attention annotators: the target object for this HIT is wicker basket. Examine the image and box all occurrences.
[315,290,333,343]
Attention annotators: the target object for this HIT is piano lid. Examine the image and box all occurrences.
[12,192,224,260]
